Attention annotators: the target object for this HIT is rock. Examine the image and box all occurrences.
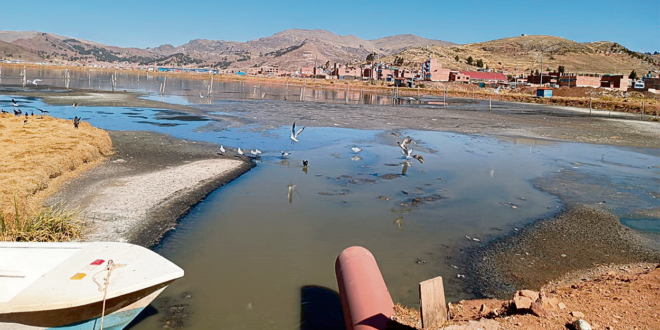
[181,292,192,299]
[479,303,490,317]
[530,302,549,318]
[515,289,539,302]
[571,311,585,318]
[442,319,500,330]
[573,319,592,330]
[540,295,559,309]
[513,296,533,310]
[558,302,567,310]
[377,195,392,201]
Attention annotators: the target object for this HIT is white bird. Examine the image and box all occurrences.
[254,149,262,154]
[198,91,205,99]
[250,149,261,156]
[494,86,502,95]
[287,183,297,204]
[28,79,42,86]
[402,147,413,158]
[237,148,244,155]
[281,151,291,158]
[351,155,362,161]
[219,145,226,154]
[72,102,79,108]
[397,136,412,155]
[12,99,18,107]
[290,121,305,143]
[351,147,362,154]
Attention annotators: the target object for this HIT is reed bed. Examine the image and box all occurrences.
[0,113,112,241]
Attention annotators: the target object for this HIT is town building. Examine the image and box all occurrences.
[459,71,508,84]
[422,58,450,81]
[558,74,601,88]
[333,64,362,80]
[600,75,629,91]
[449,71,470,83]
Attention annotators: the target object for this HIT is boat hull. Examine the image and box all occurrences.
[0,283,169,330]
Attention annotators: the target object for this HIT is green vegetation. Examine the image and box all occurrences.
[558,65,565,73]
[455,55,460,62]
[466,56,474,65]
[476,59,484,68]
[629,70,638,80]
[366,52,377,62]
[264,44,304,57]
[1,198,82,242]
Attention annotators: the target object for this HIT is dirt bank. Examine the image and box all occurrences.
[0,88,199,112]
[392,264,660,330]
[45,130,254,247]
[463,205,660,299]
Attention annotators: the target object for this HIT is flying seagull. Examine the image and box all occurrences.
[72,102,79,108]
[351,147,362,154]
[290,122,305,143]
[12,99,18,107]
[13,108,21,116]
[198,91,205,99]
[397,136,413,158]
[73,116,81,129]
[281,151,291,159]
[36,108,49,114]
[412,154,424,164]
[28,79,42,86]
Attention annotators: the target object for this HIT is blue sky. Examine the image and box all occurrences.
[1,0,658,52]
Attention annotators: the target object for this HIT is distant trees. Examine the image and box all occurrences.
[557,65,565,74]
[366,53,376,62]
[455,55,460,62]
[476,59,484,68]
[466,56,474,65]
[629,70,638,80]
[393,56,405,66]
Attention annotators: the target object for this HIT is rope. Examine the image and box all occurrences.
[92,260,125,330]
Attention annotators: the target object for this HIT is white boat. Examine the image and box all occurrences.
[0,242,184,329]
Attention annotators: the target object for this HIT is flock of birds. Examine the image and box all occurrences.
[217,121,425,172]
[1,98,83,128]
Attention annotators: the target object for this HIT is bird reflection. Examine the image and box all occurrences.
[351,155,362,161]
[287,183,298,204]
[394,217,403,231]
[280,159,290,166]
[489,168,495,179]
[302,166,308,174]
[401,161,411,175]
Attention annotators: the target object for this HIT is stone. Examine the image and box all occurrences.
[573,319,592,330]
[513,296,533,310]
[517,290,540,301]
[571,311,585,318]
[479,304,490,317]
[558,302,567,310]
[540,295,559,309]
[530,302,549,318]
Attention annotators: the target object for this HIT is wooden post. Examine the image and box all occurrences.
[472,85,475,99]
[589,98,592,116]
[443,87,446,107]
[420,276,447,329]
[489,96,492,112]
[641,101,645,120]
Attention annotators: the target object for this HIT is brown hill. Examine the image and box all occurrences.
[385,35,659,75]
[0,39,43,62]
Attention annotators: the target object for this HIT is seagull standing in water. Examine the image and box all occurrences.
[290,122,305,144]
[198,91,205,99]
[28,79,42,86]
[287,183,297,204]
[351,147,362,154]
[281,151,291,159]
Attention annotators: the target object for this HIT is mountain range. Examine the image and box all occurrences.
[0,29,453,70]
[0,29,657,75]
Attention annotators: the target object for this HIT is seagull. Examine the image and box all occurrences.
[198,91,205,99]
[412,154,424,164]
[28,79,42,86]
[281,151,291,159]
[23,118,28,125]
[30,111,34,116]
[290,121,305,143]
[250,149,261,156]
[12,99,18,107]
[73,116,81,129]
[1,109,6,114]
[13,108,21,116]
[351,147,362,154]
[397,136,413,157]
[402,147,413,159]
[219,145,226,155]
[254,149,262,155]
[237,148,244,156]
[72,102,79,108]
[494,86,502,95]
[302,160,308,167]
[351,155,362,161]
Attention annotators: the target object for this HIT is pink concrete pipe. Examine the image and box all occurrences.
[335,246,394,330]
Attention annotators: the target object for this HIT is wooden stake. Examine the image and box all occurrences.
[489,96,492,112]
[589,98,592,116]
[642,101,645,120]
[420,276,447,329]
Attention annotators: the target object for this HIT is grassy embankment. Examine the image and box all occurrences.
[0,113,112,241]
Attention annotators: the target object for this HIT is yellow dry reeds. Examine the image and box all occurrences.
[0,113,112,241]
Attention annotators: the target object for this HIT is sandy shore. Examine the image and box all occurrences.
[45,130,254,246]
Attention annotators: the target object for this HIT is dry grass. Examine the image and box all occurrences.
[0,113,112,241]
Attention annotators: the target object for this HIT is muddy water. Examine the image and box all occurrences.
[0,65,422,106]
[2,78,659,329]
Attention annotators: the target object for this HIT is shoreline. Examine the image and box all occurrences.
[45,130,254,247]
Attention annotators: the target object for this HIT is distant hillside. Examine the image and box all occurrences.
[384,35,659,75]
[0,39,43,61]
[0,29,453,70]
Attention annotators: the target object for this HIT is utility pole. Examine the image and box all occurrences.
[539,49,543,86]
